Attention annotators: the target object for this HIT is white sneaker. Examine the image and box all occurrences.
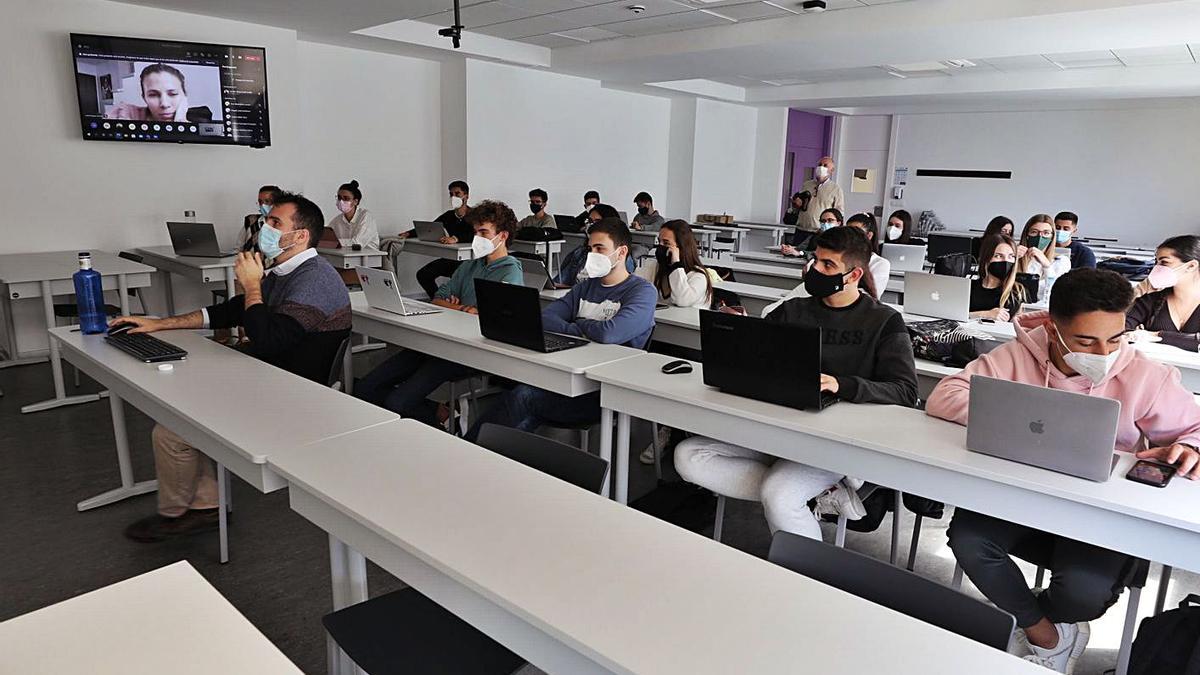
[639,426,672,465]
[813,478,867,520]
[1008,627,1032,657]
[1022,622,1089,673]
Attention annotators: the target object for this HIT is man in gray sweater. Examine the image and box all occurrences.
[675,226,917,538]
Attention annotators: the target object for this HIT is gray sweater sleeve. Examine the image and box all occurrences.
[835,314,919,407]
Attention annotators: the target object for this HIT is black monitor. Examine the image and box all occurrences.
[926,232,979,261]
[71,33,270,147]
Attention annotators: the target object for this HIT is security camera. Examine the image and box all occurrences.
[629,4,646,13]
[801,0,826,12]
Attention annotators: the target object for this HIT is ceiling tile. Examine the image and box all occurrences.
[1113,45,1196,67]
[604,9,730,35]
[707,1,790,20]
[471,12,578,37]
[820,0,870,9]
[555,25,625,40]
[516,33,590,47]
[1044,50,1121,69]
[547,0,695,31]
[976,55,1059,72]
[501,0,591,14]
[420,1,536,28]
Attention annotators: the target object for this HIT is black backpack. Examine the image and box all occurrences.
[1129,594,1200,674]
[933,252,976,278]
[515,226,564,242]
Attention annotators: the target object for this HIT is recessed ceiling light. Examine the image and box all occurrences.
[886,70,908,79]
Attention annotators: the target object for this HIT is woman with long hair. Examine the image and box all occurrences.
[970,234,1026,321]
[1127,234,1200,352]
[636,219,715,308]
[1017,214,1069,302]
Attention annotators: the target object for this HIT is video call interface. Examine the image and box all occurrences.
[72,33,271,146]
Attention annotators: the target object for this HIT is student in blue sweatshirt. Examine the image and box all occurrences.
[467,217,657,439]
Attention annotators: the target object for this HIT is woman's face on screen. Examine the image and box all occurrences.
[142,72,185,121]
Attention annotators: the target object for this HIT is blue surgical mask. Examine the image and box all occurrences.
[257,223,296,259]
[1055,229,1071,245]
[819,220,839,231]
[258,203,271,217]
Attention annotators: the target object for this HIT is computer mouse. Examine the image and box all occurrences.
[661,360,693,375]
[351,243,363,251]
[107,321,136,336]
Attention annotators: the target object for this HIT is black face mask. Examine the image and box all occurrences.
[987,261,1014,280]
[530,203,543,214]
[803,267,853,299]
[637,206,650,216]
[655,245,671,266]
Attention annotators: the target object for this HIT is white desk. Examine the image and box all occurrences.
[538,287,570,308]
[271,418,1042,675]
[717,281,789,316]
[0,561,302,674]
[732,250,807,268]
[317,247,385,270]
[701,257,804,290]
[400,239,474,261]
[651,306,704,350]
[694,224,749,253]
[135,245,237,316]
[511,239,564,276]
[0,250,154,413]
[589,353,1200,574]
[50,326,395,514]
[731,220,790,248]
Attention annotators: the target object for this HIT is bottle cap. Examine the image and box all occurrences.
[157,363,173,372]
[78,251,90,258]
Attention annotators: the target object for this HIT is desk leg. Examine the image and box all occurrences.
[117,274,131,315]
[21,281,102,414]
[162,270,175,316]
[327,534,369,675]
[599,408,613,499]
[217,464,229,564]
[342,340,355,396]
[224,268,236,301]
[76,393,158,511]
[615,412,631,505]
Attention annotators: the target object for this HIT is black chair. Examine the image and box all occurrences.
[321,424,609,675]
[326,336,353,392]
[769,530,1015,651]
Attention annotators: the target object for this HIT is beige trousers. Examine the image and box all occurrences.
[152,424,218,517]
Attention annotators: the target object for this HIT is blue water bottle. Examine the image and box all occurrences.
[73,252,108,334]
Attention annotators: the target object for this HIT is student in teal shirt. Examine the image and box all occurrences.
[357,201,523,423]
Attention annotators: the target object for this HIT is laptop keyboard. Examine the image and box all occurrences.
[105,332,188,363]
[819,391,840,409]
[543,333,582,351]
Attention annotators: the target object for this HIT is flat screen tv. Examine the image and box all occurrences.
[71,33,270,147]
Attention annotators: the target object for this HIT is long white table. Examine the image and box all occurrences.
[701,257,804,290]
[50,326,396,517]
[731,250,807,268]
[135,245,237,316]
[317,246,386,270]
[731,220,790,248]
[270,418,1042,675]
[400,239,473,261]
[589,352,1200,574]
[0,250,154,413]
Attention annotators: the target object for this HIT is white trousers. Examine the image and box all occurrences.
[674,437,841,539]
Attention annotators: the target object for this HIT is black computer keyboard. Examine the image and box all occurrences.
[543,332,585,352]
[104,332,188,363]
[819,391,840,409]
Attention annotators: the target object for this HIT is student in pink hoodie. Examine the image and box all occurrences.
[927,267,1200,673]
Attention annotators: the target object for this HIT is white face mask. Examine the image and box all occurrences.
[583,249,620,279]
[1055,326,1119,385]
[815,165,830,180]
[471,233,500,258]
[450,196,465,209]
[887,225,903,241]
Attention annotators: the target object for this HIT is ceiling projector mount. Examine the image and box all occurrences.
[439,0,464,48]
[800,0,826,11]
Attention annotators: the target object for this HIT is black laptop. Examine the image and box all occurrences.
[474,278,589,353]
[699,310,838,410]
[554,214,584,233]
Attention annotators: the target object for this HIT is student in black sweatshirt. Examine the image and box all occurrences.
[417,180,476,299]
[674,227,918,538]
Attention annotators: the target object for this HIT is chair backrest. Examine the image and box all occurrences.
[118,250,144,264]
[326,336,352,391]
[767,531,1015,651]
[476,423,608,494]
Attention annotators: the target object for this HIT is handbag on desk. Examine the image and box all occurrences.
[907,319,1000,367]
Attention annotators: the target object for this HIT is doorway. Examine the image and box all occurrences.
[781,110,832,220]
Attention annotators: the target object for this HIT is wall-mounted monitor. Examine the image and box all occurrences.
[71,33,270,147]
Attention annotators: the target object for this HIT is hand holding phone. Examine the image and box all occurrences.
[1125,460,1177,488]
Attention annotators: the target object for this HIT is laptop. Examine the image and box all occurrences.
[519,257,557,291]
[967,375,1120,482]
[699,310,838,411]
[473,278,589,353]
[355,266,440,317]
[167,222,237,258]
[554,214,583,233]
[882,243,927,273]
[413,221,448,242]
[617,210,629,225]
[904,272,971,322]
[926,232,977,261]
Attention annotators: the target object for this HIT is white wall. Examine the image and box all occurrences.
[889,105,1200,245]
[464,59,672,219]
[750,107,788,223]
[834,114,891,220]
[690,98,758,220]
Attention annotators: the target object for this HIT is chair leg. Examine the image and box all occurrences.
[73,365,80,388]
[447,381,458,435]
[651,422,663,482]
[906,513,923,571]
[834,514,848,548]
[890,491,902,565]
[951,563,964,590]
[1155,565,1173,615]
[1034,566,1046,590]
[217,463,230,564]
[579,428,590,453]
[712,495,726,543]
[224,466,233,514]
[1116,584,1142,675]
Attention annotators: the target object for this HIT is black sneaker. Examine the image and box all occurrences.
[124,509,220,543]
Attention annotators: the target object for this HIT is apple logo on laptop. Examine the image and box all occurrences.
[930,292,941,302]
[899,255,907,261]
[1029,420,1045,434]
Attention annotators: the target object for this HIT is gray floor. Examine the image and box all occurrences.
[0,357,1189,674]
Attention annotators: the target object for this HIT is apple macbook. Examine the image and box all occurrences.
[474,278,588,353]
[882,243,927,273]
[413,221,449,242]
[904,272,971,322]
[355,266,440,317]
[167,222,237,258]
[967,375,1120,482]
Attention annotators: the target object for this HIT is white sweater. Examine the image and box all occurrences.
[636,259,712,308]
[328,206,380,249]
[1022,255,1071,302]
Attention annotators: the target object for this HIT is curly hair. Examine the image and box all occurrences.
[465,200,519,242]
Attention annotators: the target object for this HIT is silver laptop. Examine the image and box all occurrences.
[167,222,237,258]
[355,266,441,317]
[967,375,1120,482]
[413,221,448,243]
[617,210,629,225]
[904,272,971,322]
[519,257,557,291]
[882,243,927,273]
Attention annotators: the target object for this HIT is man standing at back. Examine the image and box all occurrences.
[112,192,352,543]
[795,156,845,245]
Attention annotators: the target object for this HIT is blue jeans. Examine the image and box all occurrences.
[466,385,600,441]
[356,350,475,425]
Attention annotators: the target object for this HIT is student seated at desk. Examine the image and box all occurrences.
[1018,214,1070,303]
[927,268,1200,673]
[884,209,923,246]
[1126,234,1200,352]
[328,179,380,249]
[115,192,352,543]
[984,215,1015,239]
[781,208,841,256]
[970,234,1026,322]
[553,207,635,287]
[577,190,600,227]
[239,184,281,253]
[466,219,657,439]
[675,227,918,540]
[636,219,716,309]
[845,213,891,295]
[417,180,475,299]
[1053,211,1096,270]
[630,191,665,231]
[357,201,523,424]
[518,188,555,230]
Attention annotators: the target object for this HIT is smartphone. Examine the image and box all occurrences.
[1125,460,1177,488]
